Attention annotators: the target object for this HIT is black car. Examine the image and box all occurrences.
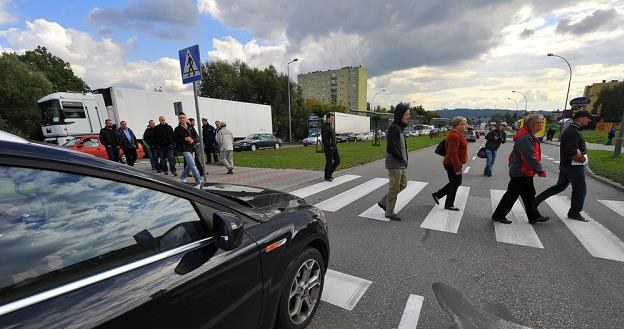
[234,133,281,151]
[0,131,329,329]
[335,133,357,143]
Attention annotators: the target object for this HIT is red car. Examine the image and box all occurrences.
[62,135,145,163]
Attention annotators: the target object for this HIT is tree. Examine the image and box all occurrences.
[19,46,90,93]
[594,84,624,122]
[0,53,53,139]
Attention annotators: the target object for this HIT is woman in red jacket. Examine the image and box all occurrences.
[432,116,468,211]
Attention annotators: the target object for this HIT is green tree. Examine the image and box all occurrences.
[0,53,53,139]
[594,84,624,122]
[19,46,89,93]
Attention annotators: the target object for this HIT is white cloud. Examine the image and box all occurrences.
[208,37,288,70]
[0,0,15,24]
[0,19,189,93]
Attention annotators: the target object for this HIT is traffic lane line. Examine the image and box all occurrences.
[291,174,360,198]
[315,178,388,212]
[397,294,425,329]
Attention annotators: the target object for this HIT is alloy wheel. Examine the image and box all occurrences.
[288,259,322,325]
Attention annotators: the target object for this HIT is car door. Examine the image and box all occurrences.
[262,134,274,148]
[0,164,262,329]
[80,137,106,158]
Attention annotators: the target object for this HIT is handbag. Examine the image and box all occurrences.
[477,147,487,159]
[434,139,446,156]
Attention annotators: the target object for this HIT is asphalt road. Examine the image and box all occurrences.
[285,137,624,329]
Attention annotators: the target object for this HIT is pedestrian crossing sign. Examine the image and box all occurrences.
[178,45,202,84]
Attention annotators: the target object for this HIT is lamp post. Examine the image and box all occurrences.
[287,58,298,142]
[547,53,572,114]
[507,97,519,111]
[512,90,528,115]
[370,89,386,112]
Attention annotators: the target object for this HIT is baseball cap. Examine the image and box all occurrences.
[573,110,595,119]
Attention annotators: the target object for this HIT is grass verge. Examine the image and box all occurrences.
[588,150,624,185]
[582,131,609,144]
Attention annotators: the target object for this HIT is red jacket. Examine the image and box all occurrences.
[508,127,543,177]
[443,130,468,173]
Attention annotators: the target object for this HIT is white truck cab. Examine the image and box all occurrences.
[39,92,108,144]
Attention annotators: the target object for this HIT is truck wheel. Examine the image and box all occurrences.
[251,144,257,151]
[275,143,280,149]
[275,248,325,329]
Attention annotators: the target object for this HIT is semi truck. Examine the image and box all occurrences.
[39,86,273,144]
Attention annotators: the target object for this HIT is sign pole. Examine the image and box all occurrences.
[193,81,208,183]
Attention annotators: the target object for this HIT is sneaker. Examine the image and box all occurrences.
[181,178,188,183]
[385,214,402,221]
[377,202,386,211]
[492,217,512,224]
[172,172,178,177]
[432,193,440,205]
[568,213,588,222]
[227,168,233,174]
[194,181,203,188]
[444,206,460,211]
[324,178,333,182]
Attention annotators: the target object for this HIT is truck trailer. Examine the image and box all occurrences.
[39,86,273,144]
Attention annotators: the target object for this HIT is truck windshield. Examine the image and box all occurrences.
[40,100,63,125]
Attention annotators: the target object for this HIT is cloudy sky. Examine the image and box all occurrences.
[1,0,623,111]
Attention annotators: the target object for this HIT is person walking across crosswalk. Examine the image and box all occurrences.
[378,103,411,221]
[492,114,550,224]
[432,116,468,211]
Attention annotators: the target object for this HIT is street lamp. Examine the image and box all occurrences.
[512,90,528,114]
[507,97,519,111]
[547,53,572,114]
[370,89,386,112]
[287,58,298,142]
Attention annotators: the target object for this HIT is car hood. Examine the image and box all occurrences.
[203,183,309,219]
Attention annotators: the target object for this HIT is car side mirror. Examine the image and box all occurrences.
[212,212,244,251]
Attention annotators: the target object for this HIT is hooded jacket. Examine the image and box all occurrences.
[385,106,409,169]
[508,127,542,177]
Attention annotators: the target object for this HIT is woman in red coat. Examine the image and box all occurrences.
[432,116,468,211]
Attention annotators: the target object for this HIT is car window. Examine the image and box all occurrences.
[62,138,80,147]
[0,165,207,305]
[83,138,100,147]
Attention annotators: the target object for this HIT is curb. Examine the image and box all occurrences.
[541,140,624,192]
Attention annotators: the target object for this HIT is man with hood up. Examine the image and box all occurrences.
[377,103,411,221]
[321,112,340,181]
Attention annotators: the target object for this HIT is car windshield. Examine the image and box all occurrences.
[62,137,80,146]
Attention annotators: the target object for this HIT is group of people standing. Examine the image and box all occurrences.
[99,113,236,187]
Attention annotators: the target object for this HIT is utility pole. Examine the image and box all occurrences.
[614,108,624,156]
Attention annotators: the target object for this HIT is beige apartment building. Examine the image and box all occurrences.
[297,66,368,111]
[582,79,623,116]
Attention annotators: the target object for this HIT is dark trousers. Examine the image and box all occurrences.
[147,147,158,169]
[434,164,462,208]
[324,147,340,179]
[123,148,137,167]
[535,166,587,216]
[493,177,541,221]
[205,146,219,163]
[105,146,118,162]
[158,146,177,174]
[606,136,614,145]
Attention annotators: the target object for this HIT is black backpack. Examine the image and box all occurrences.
[435,139,446,156]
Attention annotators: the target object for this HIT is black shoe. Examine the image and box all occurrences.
[535,216,550,222]
[157,170,162,173]
[385,214,402,221]
[492,217,512,224]
[444,206,460,211]
[162,172,168,175]
[432,193,440,205]
[172,172,178,177]
[377,202,386,211]
[568,213,588,222]
[324,177,333,182]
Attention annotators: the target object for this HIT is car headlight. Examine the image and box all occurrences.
[311,207,326,224]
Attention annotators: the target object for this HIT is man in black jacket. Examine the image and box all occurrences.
[482,122,507,176]
[152,116,177,176]
[202,118,219,163]
[535,110,592,221]
[321,113,339,181]
[99,119,118,162]
[143,120,157,170]
[377,103,410,221]
[174,113,202,186]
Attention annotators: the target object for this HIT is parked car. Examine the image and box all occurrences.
[0,130,329,329]
[62,134,145,164]
[234,133,281,151]
[464,130,477,142]
[355,132,373,141]
[336,133,357,143]
[303,133,322,146]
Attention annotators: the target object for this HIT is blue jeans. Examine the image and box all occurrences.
[158,146,176,173]
[535,166,587,215]
[484,149,497,176]
[181,151,201,183]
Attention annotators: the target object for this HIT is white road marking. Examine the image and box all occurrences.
[490,190,544,248]
[291,174,360,198]
[420,186,470,233]
[359,181,428,221]
[544,196,624,262]
[553,160,560,164]
[321,269,372,311]
[315,178,388,212]
[598,200,624,218]
[397,294,425,329]
[463,166,471,173]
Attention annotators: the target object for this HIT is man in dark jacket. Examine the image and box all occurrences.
[99,119,118,162]
[483,122,507,176]
[143,120,157,170]
[535,110,592,221]
[174,113,202,186]
[202,118,219,163]
[188,118,205,176]
[492,114,550,224]
[115,121,139,166]
[377,103,410,221]
[606,125,616,145]
[152,116,177,176]
[321,113,339,181]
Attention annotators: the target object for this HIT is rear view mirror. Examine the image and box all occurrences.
[213,212,244,251]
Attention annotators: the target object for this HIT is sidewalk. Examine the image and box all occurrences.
[133,159,322,191]
[546,138,616,151]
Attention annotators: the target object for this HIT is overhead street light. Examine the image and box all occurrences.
[370,89,386,112]
[512,90,528,115]
[287,58,299,142]
[547,53,572,114]
[507,97,519,111]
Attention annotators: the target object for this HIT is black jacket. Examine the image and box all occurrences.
[115,129,138,150]
[386,106,409,167]
[175,124,198,152]
[559,123,587,167]
[99,127,117,148]
[152,123,175,147]
[484,129,506,151]
[143,127,154,147]
[202,124,218,152]
[321,122,336,151]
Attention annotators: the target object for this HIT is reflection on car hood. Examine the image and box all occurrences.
[203,183,308,219]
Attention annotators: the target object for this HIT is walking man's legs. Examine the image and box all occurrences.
[567,166,587,216]
[492,177,525,221]
[484,148,495,176]
[535,170,571,206]
[329,148,340,178]
[181,151,201,183]
[380,168,407,217]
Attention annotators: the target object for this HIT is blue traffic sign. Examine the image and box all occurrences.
[179,45,202,84]
[569,96,591,107]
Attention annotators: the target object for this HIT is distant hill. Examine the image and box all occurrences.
[433,108,524,120]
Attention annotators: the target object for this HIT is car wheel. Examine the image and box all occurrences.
[275,248,325,329]
[275,143,280,149]
[251,144,257,151]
